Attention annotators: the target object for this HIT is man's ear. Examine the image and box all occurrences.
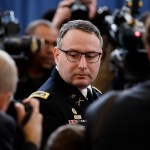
[0,92,12,112]
[53,47,59,65]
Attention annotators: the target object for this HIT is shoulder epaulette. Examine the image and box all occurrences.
[28,91,50,99]
[92,86,102,94]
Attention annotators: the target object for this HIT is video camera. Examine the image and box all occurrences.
[104,0,144,46]
[105,0,150,89]
[0,10,44,59]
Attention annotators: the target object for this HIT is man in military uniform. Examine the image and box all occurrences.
[29,20,103,149]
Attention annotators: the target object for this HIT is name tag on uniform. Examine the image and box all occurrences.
[74,115,82,119]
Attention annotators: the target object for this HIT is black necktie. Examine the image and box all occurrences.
[87,88,93,102]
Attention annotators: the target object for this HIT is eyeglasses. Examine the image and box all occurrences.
[58,48,102,63]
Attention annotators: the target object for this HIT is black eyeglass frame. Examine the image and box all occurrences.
[58,48,102,63]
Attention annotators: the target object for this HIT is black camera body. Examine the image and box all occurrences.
[6,100,33,150]
[0,10,44,59]
[0,10,20,37]
[70,1,89,20]
[106,0,150,89]
[6,100,33,126]
[4,35,44,59]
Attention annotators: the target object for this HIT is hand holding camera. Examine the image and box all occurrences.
[52,0,89,29]
[14,98,43,148]
[52,0,74,29]
[6,98,43,148]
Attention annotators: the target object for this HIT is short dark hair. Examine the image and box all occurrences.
[57,20,103,48]
[45,124,85,150]
[25,19,54,35]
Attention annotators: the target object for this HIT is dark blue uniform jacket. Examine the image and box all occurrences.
[29,67,102,149]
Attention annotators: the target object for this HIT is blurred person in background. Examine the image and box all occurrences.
[0,49,42,150]
[84,14,150,150]
[14,19,58,101]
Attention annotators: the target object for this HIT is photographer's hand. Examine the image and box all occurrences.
[15,98,43,148]
[52,0,74,29]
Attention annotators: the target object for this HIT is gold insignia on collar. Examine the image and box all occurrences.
[28,91,50,99]
[72,108,77,114]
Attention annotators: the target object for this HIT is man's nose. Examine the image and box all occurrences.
[78,55,88,69]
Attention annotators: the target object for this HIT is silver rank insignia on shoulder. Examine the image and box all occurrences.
[72,108,77,114]
[28,91,50,99]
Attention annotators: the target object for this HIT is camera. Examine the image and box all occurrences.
[70,1,89,20]
[105,0,150,89]
[104,0,144,47]
[0,10,44,59]
[4,35,45,59]
[6,100,33,126]
[0,10,20,37]
[6,100,33,149]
